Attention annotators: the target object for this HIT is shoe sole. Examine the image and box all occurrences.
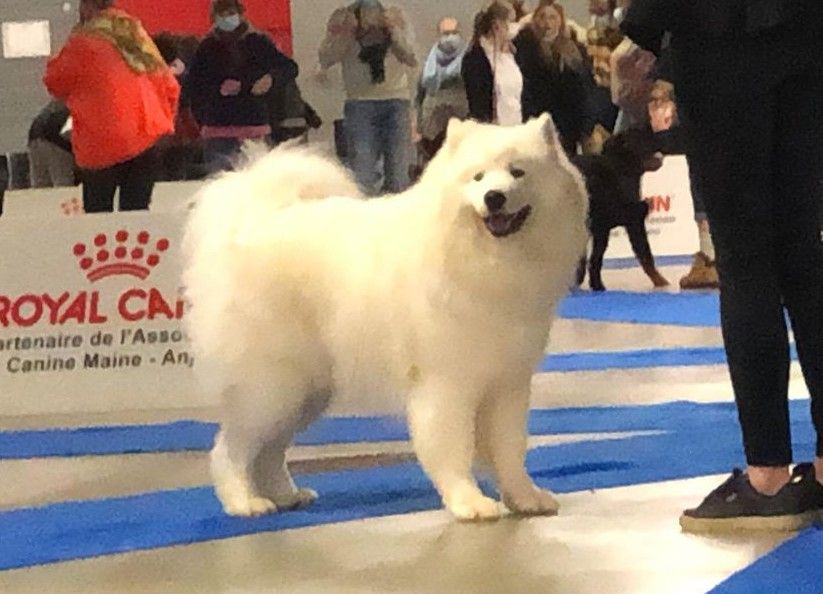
[680,510,822,534]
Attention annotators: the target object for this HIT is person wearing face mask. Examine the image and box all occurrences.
[185,0,298,173]
[514,1,594,156]
[415,17,469,165]
[319,0,418,196]
[461,2,523,126]
[44,0,179,212]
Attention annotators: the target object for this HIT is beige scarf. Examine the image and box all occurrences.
[80,9,165,74]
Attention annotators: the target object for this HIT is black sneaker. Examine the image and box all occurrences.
[680,464,823,534]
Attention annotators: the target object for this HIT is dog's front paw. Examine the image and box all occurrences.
[223,495,277,517]
[273,488,318,511]
[589,281,606,292]
[444,491,501,522]
[503,485,560,516]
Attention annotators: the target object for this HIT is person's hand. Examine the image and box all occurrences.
[251,73,273,96]
[220,79,242,97]
[649,99,676,132]
[170,58,185,77]
[328,8,357,35]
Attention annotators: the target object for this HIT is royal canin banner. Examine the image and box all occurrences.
[1,181,203,218]
[0,211,212,417]
[118,0,294,55]
[609,156,698,259]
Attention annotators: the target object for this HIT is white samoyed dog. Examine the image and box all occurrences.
[183,115,588,521]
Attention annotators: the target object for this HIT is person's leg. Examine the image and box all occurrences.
[344,100,381,196]
[380,100,412,194]
[47,143,77,187]
[81,165,118,213]
[680,159,720,289]
[27,140,53,188]
[686,84,793,491]
[772,61,823,483]
[118,146,158,211]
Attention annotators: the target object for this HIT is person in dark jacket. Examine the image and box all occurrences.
[623,0,823,534]
[185,0,298,173]
[153,33,203,181]
[514,0,594,156]
[27,100,76,187]
[462,1,523,126]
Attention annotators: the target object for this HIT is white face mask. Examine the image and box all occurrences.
[216,14,241,32]
[438,33,463,54]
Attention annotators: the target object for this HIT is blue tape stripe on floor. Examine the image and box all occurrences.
[708,527,823,594]
[541,344,798,373]
[0,414,816,571]
[602,254,694,270]
[0,392,805,461]
[559,290,721,327]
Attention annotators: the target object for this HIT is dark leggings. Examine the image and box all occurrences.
[684,56,823,465]
[82,146,158,213]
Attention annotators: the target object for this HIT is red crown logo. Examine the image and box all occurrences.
[73,230,170,282]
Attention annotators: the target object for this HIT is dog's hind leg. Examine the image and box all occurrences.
[476,386,559,516]
[408,378,501,522]
[211,367,315,517]
[253,389,331,510]
[625,218,670,288]
[588,226,610,292]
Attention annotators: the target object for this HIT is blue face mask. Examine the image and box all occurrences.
[438,33,463,54]
[216,14,241,32]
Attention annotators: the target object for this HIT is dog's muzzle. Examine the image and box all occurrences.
[483,204,532,238]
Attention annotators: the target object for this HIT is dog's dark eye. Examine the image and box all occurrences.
[473,172,485,182]
[510,167,526,179]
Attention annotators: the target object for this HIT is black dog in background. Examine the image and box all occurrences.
[572,127,670,291]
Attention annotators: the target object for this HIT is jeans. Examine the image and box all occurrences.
[82,146,158,213]
[683,55,823,465]
[344,99,411,195]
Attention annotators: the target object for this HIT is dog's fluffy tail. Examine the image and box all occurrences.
[181,144,360,379]
[183,143,359,271]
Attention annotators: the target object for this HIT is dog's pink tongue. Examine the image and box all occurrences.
[488,214,510,235]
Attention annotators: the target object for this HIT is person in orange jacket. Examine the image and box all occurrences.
[45,0,180,213]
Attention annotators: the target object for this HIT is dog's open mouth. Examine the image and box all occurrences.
[483,205,532,238]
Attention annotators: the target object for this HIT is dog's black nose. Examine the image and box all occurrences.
[484,190,507,212]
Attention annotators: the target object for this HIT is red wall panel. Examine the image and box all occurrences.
[116,0,293,55]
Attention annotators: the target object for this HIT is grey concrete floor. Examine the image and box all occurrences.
[0,264,808,593]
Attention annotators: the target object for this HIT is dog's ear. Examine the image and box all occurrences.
[534,113,560,150]
[443,118,476,151]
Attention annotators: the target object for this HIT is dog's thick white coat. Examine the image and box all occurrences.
[183,116,588,520]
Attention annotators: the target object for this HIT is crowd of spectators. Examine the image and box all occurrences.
[15,0,713,285]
